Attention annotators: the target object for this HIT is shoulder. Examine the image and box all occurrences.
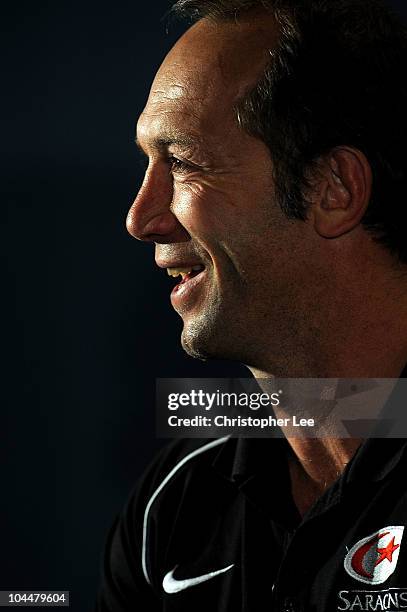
[138,437,230,507]
[122,437,231,586]
[97,437,231,610]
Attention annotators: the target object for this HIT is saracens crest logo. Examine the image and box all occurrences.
[344,526,404,585]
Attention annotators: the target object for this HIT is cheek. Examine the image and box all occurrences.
[172,181,240,238]
[172,179,285,279]
[173,177,274,231]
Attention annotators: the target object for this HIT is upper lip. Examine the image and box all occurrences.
[155,258,205,270]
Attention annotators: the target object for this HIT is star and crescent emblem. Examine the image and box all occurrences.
[344,526,404,585]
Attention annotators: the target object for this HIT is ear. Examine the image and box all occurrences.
[309,147,372,239]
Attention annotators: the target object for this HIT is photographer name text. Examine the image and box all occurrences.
[167,415,315,429]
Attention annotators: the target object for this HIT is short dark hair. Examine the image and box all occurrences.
[169,0,407,263]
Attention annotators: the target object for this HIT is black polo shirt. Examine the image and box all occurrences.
[96,432,407,612]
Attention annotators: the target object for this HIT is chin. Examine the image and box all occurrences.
[180,324,214,361]
[179,312,247,363]
[178,301,218,360]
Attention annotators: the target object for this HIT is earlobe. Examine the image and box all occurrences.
[311,147,372,239]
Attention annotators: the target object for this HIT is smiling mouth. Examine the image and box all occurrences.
[167,264,205,285]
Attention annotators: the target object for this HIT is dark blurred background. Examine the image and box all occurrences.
[2,0,407,609]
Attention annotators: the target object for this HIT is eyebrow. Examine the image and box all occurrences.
[135,135,201,154]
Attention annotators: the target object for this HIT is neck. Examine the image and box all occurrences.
[287,437,362,517]
[249,247,407,379]
[247,248,407,515]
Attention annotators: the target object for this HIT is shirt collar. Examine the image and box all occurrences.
[212,370,407,498]
[212,436,301,526]
[345,368,407,483]
[212,436,289,484]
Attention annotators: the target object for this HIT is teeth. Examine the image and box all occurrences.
[167,265,203,279]
[167,267,191,279]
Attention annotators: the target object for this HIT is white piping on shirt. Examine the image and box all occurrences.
[142,437,230,585]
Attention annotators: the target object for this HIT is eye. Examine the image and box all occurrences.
[168,155,194,174]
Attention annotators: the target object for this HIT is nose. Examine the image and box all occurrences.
[126,165,189,244]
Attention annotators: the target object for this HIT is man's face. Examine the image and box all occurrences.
[127,15,320,370]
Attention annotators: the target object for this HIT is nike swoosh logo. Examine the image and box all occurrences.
[162,564,234,594]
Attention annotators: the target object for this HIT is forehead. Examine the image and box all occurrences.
[137,13,279,149]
